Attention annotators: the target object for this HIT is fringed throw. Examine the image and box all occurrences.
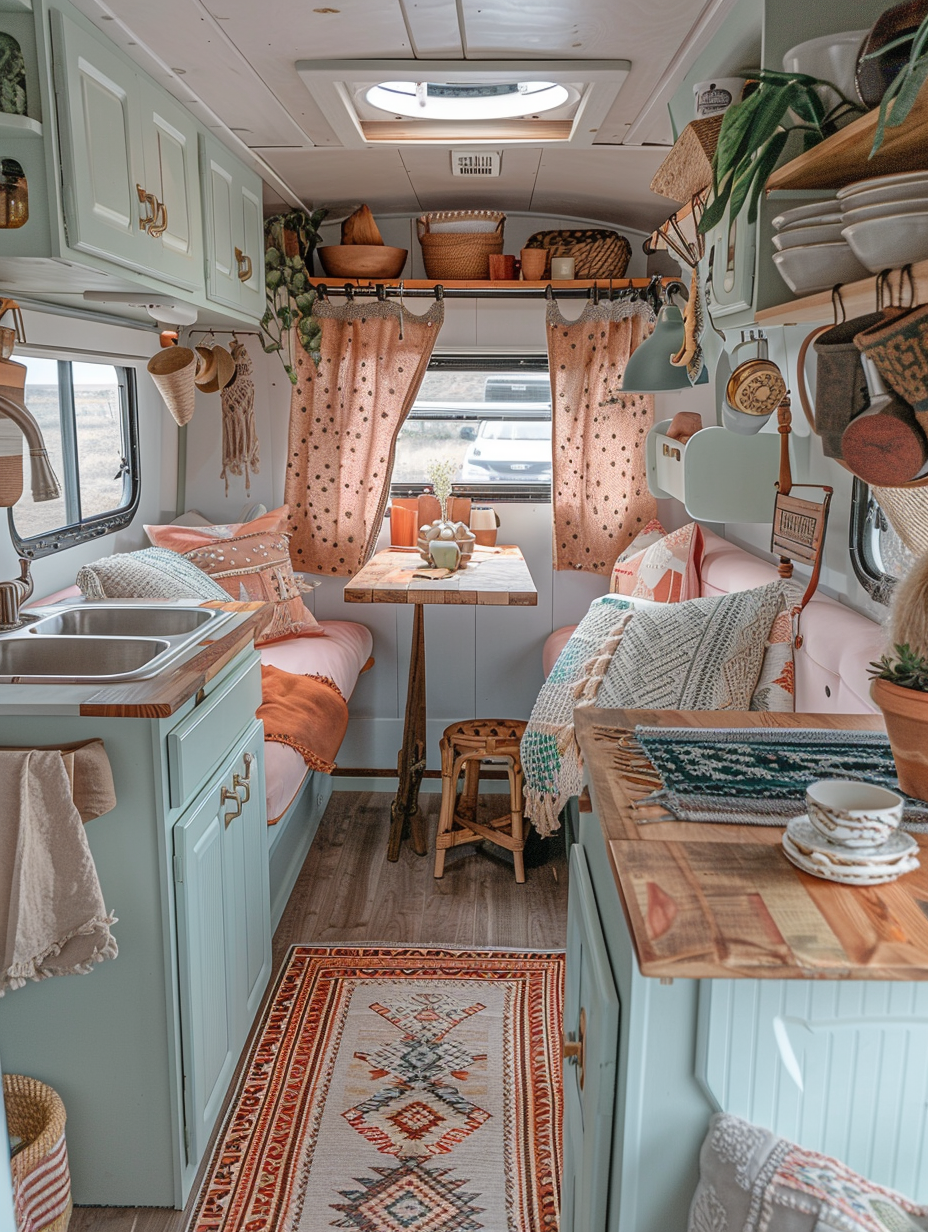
[220,339,259,496]
[258,665,349,774]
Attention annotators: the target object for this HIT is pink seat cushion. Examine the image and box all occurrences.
[260,620,373,822]
[543,625,577,678]
[28,584,82,607]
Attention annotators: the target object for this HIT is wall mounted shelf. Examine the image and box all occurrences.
[756,259,928,327]
[308,277,670,294]
[766,81,928,193]
[0,113,42,137]
[647,419,781,523]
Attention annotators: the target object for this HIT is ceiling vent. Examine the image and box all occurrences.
[451,151,501,177]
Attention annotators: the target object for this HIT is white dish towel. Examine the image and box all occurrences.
[0,749,117,995]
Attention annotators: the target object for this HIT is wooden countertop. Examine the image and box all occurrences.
[78,601,271,719]
[575,708,928,982]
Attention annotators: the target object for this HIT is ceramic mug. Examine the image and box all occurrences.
[520,247,547,281]
[805,778,903,847]
[550,256,575,280]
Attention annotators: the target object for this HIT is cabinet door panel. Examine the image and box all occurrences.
[229,726,271,1029]
[139,80,203,291]
[51,11,143,267]
[561,844,620,1232]
[174,784,236,1166]
[200,137,240,310]
[238,181,265,314]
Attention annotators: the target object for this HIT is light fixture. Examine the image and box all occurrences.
[621,289,707,393]
[82,292,198,327]
[365,81,570,121]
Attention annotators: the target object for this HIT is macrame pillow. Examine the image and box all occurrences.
[183,529,324,646]
[144,504,288,554]
[76,547,230,602]
[689,1113,928,1232]
[610,521,704,603]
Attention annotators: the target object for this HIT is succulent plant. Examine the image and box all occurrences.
[870,643,928,692]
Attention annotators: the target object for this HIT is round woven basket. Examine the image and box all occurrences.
[4,1073,72,1232]
[417,212,505,280]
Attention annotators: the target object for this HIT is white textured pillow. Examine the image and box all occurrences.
[76,548,230,601]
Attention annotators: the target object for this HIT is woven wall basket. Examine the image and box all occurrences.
[4,1073,72,1232]
[417,211,505,279]
[650,115,724,202]
[147,345,198,426]
[522,229,632,279]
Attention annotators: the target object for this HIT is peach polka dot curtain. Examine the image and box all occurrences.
[285,299,444,576]
[546,299,656,573]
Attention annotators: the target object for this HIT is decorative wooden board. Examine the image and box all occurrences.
[79,602,271,718]
[573,708,928,981]
[344,546,537,606]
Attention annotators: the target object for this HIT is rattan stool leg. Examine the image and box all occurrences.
[434,737,455,879]
[506,761,526,883]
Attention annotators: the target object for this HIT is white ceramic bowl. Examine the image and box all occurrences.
[842,212,928,273]
[772,242,870,294]
[838,181,928,212]
[772,200,839,230]
[773,222,847,251]
[841,196,928,224]
[837,170,928,202]
[782,30,867,102]
[805,779,904,848]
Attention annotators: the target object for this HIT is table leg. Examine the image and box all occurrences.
[388,603,429,861]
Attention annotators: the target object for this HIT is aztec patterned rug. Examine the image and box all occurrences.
[190,947,564,1232]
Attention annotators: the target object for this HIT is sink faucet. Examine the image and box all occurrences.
[0,391,61,631]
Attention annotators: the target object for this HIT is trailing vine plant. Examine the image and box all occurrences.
[261,208,327,385]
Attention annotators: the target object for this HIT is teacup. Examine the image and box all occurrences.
[805,779,903,848]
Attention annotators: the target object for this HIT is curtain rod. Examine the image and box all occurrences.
[313,277,681,303]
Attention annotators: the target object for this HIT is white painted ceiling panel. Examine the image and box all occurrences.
[530,146,672,231]
[399,0,464,57]
[261,148,422,213]
[398,146,543,211]
[459,0,626,57]
[207,0,413,61]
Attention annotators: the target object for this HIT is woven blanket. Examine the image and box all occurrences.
[259,665,349,775]
[629,726,928,828]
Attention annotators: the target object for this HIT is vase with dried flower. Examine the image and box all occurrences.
[417,458,476,570]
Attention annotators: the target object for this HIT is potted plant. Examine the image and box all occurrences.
[699,69,864,234]
[864,8,928,153]
[869,552,928,801]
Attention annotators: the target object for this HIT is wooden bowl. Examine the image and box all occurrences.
[318,245,408,279]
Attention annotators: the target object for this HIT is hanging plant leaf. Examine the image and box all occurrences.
[261,207,327,379]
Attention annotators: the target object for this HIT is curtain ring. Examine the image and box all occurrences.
[434,284,444,301]
[317,283,329,302]
[592,284,601,305]
[344,283,354,301]
[398,280,405,340]
[545,283,554,301]
[376,283,386,301]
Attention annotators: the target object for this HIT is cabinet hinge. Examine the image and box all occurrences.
[173,853,184,883]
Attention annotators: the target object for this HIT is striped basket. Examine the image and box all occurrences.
[416,211,505,279]
[4,1074,72,1232]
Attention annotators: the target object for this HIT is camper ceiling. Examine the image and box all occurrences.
[66,0,744,231]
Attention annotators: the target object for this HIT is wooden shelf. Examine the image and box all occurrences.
[0,114,42,138]
[756,258,928,326]
[309,277,663,290]
[766,81,928,193]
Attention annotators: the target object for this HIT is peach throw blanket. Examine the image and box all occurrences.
[259,665,349,774]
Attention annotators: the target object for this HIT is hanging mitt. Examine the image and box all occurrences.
[220,339,259,496]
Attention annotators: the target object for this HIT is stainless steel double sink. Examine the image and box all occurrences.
[0,604,234,684]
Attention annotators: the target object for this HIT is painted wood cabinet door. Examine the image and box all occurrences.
[561,844,621,1232]
[50,9,146,271]
[200,133,265,316]
[138,77,204,293]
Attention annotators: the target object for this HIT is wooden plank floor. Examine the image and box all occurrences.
[70,791,568,1231]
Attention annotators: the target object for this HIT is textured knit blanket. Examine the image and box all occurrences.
[259,665,349,775]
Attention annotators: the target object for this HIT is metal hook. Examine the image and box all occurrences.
[317,283,329,302]
[344,283,354,301]
[434,284,444,301]
[398,280,405,340]
[376,283,386,301]
[544,284,554,301]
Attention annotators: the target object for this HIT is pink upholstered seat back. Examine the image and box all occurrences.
[699,528,883,714]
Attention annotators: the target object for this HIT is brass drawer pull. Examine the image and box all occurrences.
[149,198,169,239]
[662,442,681,461]
[221,784,242,826]
[233,752,254,804]
[137,184,158,232]
[563,1006,586,1089]
[235,246,253,281]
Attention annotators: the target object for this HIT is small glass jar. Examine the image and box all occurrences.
[0,159,28,229]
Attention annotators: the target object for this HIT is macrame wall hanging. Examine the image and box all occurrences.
[220,337,260,495]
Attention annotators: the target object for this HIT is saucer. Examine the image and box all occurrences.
[782,816,920,885]
[786,816,917,864]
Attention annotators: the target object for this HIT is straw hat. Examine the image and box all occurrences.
[195,344,236,393]
[147,346,198,426]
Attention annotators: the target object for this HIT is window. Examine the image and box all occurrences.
[392,355,551,501]
[10,356,139,557]
[849,478,915,604]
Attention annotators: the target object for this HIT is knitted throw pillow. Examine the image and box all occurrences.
[610,520,704,603]
[690,1113,928,1232]
[183,529,324,646]
[76,547,230,601]
[750,605,795,712]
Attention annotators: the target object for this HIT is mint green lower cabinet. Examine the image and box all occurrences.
[0,648,270,1207]
[562,844,620,1232]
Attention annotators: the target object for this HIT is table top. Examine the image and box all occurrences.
[575,707,928,982]
[344,545,538,606]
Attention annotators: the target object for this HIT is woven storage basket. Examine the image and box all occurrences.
[147,345,198,427]
[417,211,505,279]
[650,115,724,202]
[522,229,631,279]
[4,1074,72,1232]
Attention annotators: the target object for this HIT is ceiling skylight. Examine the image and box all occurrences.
[365,81,572,121]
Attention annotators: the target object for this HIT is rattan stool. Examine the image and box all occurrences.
[434,718,528,883]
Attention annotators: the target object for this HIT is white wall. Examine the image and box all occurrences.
[8,307,174,600]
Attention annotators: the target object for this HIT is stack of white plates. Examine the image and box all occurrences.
[839,171,928,272]
[771,198,870,294]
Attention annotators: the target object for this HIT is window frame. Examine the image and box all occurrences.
[849,477,898,605]
[9,359,141,560]
[391,352,553,503]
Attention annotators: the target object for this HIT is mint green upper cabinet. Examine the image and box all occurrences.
[138,78,203,292]
[200,133,265,318]
[50,9,143,270]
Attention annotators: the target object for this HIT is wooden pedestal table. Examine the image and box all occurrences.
[344,546,537,861]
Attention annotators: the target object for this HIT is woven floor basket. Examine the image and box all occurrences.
[4,1074,72,1232]
[417,211,505,279]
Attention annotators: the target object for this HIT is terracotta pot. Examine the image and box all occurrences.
[871,676,928,802]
